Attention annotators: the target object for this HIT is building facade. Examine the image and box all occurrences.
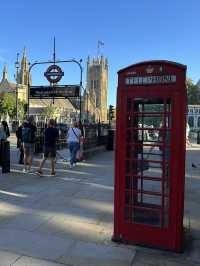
[188,105,200,129]
[83,56,108,122]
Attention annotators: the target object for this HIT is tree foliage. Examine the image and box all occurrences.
[187,78,199,104]
[41,104,59,119]
[0,93,26,120]
[0,93,16,119]
[18,99,26,120]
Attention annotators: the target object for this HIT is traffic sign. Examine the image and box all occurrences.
[44,64,64,83]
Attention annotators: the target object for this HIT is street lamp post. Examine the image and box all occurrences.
[15,53,20,123]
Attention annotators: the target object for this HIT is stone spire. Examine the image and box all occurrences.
[2,64,8,81]
[18,47,30,85]
[21,47,28,70]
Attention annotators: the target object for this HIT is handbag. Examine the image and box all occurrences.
[71,128,81,144]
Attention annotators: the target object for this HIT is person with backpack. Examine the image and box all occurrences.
[67,121,82,168]
[16,124,24,164]
[36,119,59,176]
[22,116,37,173]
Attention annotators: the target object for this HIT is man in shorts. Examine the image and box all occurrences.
[36,119,59,176]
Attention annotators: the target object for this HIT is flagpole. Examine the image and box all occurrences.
[97,41,100,58]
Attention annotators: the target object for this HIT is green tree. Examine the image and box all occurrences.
[18,99,26,121]
[0,93,16,119]
[187,78,199,104]
[41,104,59,119]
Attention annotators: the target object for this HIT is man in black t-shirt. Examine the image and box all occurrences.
[22,116,37,172]
[36,119,59,176]
[16,124,24,164]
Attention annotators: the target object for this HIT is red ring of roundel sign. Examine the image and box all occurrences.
[45,64,63,83]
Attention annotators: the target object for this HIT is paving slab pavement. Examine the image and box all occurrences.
[0,142,136,266]
[0,250,65,266]
[0,138,200,265]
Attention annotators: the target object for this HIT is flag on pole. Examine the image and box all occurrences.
[98,40,104,46]
[97,40,104,57]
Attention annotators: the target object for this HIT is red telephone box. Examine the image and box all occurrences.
[113,60,187,252]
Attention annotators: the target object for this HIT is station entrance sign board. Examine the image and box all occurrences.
[29,85,80,99]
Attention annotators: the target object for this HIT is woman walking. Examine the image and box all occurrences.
[67,121,82,168]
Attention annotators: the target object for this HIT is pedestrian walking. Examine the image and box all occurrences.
[0,123,6,140]
[186,123,191,147]
[22,116,37,173]
[36,119,59,176]
[16,124,24,164]
[67,121,82,168]
[1,121,10,139]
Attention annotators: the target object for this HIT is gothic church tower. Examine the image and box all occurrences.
[18,48,30,86]
[17,48,31,102]
[85,56,108,122]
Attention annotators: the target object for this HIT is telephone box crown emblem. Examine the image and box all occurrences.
[146,66,154,74]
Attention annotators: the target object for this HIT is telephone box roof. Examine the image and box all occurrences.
[118,60,187,74]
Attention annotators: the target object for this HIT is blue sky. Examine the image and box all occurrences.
[0,0,200,105]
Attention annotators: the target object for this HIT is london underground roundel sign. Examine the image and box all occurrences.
[44,64,64,83]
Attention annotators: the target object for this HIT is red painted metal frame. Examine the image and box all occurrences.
[113,61,187,252]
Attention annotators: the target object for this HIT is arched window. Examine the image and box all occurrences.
[188,116,194,128]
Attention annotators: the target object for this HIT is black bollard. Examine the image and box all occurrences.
[197,131,200,144]
[106,129,115,150]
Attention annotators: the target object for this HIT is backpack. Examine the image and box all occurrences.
[22,127,32,143]
[6,127,10,138]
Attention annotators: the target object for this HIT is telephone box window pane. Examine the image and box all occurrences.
[137,115,164,128]
[138,180,162,194]
[133,208,161,227]
[139,194,162,206]
[188,116,194,128]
